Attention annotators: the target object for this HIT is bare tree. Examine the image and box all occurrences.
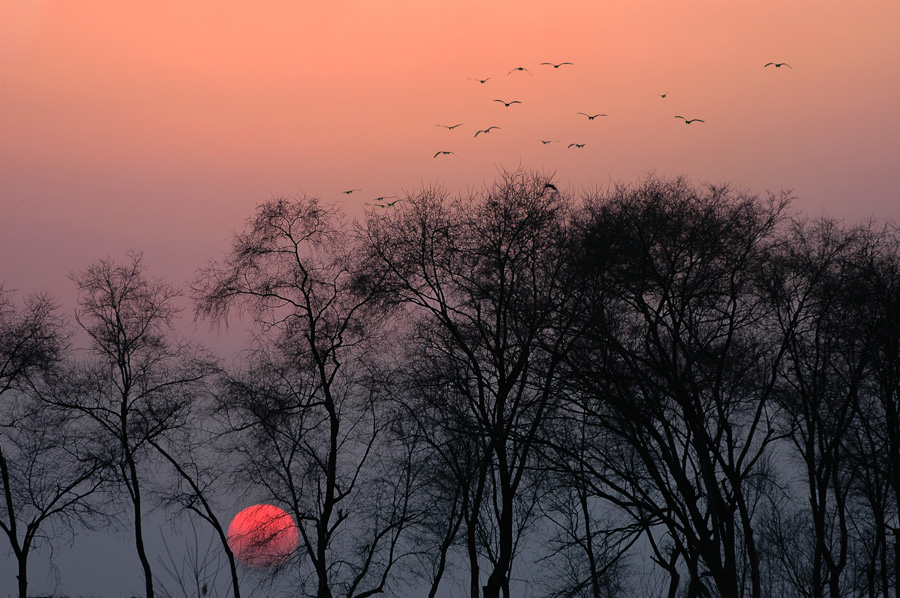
[58,254,214,598]
[766,218,873,598]
[146,413,243,598]
[0,288,105,598]
[560,177,792,598]
[851,224,900,598]
[359,170,585,598]
[194,196,411,598]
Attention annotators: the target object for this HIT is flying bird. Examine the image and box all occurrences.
[342,189,361,194]
[434,151,455,158]
[365,196,398,207]
[675,116,705,124]
[578,112,607,120]
[494,99,522,107]
[475,126,501,137]
[568,143,585,148]
[507,66,532,75]
[539,139,559,144]
[436,123,464,130]
[764,62,792,68]
[468,77,491,84]
[658,92,669,98]
[541,62,573,68]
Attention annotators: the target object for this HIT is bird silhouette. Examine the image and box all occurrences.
[468,77,491,84]
[539,139,559,144]
[436,123,464,130]
[365,196,398,207]
[342,189,361,194]
[475,126,501,137]
[542,183,559,193]
[568,143,586,148]
[658,92,669,98]
[764,62,792,68]
[494,99,522,107]
[507,66,532,75]
[675,116,705,124]
[433,151,455,158]
[541,62,573,68]
[382,198,404,207]
[578,112,607,120]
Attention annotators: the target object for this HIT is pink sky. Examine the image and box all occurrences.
[1,1,899,594]
[3,1,899,312]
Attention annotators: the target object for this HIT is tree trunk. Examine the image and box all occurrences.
[16,549,28,598]
[129,461,154,598]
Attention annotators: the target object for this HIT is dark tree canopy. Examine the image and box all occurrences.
[2,173,898,598]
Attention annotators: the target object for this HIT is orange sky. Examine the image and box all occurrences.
[3,1,899,306]
[1,1,900,593]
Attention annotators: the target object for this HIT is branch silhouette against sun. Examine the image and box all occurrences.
[193,196,413,598]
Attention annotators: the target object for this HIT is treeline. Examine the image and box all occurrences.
[1,172,898,598]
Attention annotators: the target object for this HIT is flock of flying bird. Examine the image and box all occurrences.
[347,60,791,207]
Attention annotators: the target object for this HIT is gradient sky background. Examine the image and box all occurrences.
[1,0,899,595]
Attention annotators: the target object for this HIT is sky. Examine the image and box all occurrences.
[1,0,899,595]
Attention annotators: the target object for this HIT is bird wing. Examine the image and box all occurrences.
[675,115,686,120]
[764,63,775,67]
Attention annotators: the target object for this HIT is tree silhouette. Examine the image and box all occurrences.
[360,171,585,598]
[57,254,213,598]
[560,177,792,598]
[194,196,411,598]
[0,288,105,598]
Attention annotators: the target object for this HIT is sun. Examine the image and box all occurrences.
[227,504,299,568]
